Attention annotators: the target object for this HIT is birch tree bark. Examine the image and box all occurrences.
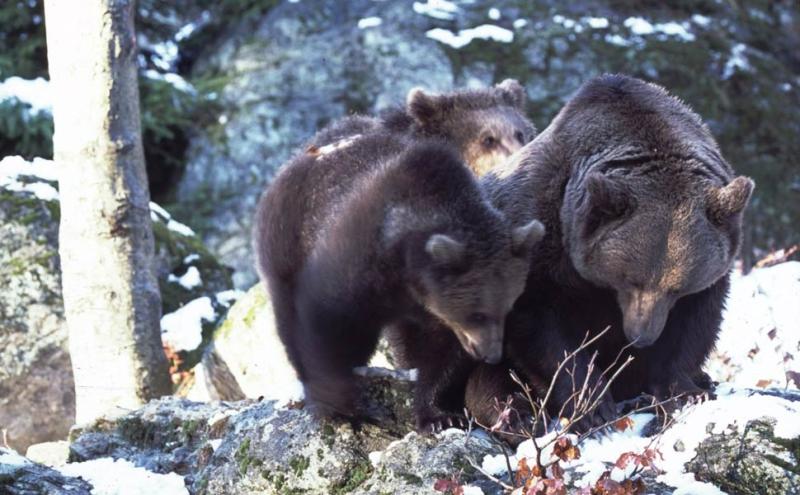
[44,0,171,424]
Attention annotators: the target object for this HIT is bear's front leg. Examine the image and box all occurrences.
[639,277,729,409]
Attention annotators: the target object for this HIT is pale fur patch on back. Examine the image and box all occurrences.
[310,134,362,158]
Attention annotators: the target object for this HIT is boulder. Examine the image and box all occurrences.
[187,283,394,403]
[0,156,234,452]
[0,447,92,495]
[68,368,498,494]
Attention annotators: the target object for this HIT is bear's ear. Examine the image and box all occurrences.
[584,174,632,236]
[495,79,526,108]
[511,219,546,256]
[407,87,443,126]
[707,176,754,224]
[425,234,465,266]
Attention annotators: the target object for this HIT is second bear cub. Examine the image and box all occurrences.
[254,126,543,426]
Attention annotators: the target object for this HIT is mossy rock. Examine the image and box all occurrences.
[687,418,800,494]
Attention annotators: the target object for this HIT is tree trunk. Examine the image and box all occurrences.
[44,0,171,424]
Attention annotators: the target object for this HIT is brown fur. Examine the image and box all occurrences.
[254,123,543,425]
[468,75,753,430]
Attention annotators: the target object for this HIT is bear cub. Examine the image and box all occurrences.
[254,84,544,428]
[308,79,536,176]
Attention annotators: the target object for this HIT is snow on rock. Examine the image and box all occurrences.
[149,201,197,236]
[0,448,32,467]
[482,387,800,493]
[426,25,514,49]
[215,289,244,307]
[623,17,696,41]
[357,16,382,29]
[0,77,52,116]
[412,0,459,21]
[707,261,800,389]
[144,69,195,94]
[0,155,59,201]
[168,266,203,290]
[161,296,216,351]
[59,457,188,495]
[722,43,751,79]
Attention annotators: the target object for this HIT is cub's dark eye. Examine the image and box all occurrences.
[482,136,497,149]
[514,130,525,144]
[469,312,489,325]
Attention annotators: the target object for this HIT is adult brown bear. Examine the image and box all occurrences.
[470,74,754,431]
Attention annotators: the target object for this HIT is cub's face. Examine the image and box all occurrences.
[564,171,753,348]
[457,108,535,176]
[414,220,545,363]
[407,79,536,176]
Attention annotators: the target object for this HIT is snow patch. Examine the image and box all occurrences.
[722,43,751,79]
[168,266,202,290]
[59,457,188,495]
[426,25,514,49]
[412,0,459,20]
[623,17,695,41]
[692,14,711,27]
[0,77,52,116]
[0,156,59,201]
[488,8,501,21]
[604,34,633,47]
[462,486,485,495]
[584,17,609,29]
[215,289,245,307]
[183,253,200,264]
[513,19,528,29]
[144,70,196,94]
[357,17,382,29]
[707,262,800,389]
[161,296,216,351]
[0,448,31,467]
[481,388,799,493]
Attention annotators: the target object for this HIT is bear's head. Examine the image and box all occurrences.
[406,79,535,176]
[409,219,545,363]
[563,168,754,348]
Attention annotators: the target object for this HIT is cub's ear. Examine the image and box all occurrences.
[707,176,754,224]
[584,174,632,235]
[425,234,465,266]
[495,79,526,108]
[407,87,442,126]
[511,219,545,256]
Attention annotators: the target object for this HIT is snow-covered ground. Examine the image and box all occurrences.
[59,458,189,495]
[481,261,800,493]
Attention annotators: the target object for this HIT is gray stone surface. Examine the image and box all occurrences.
[0,166,234,452]
[0,447,92,495]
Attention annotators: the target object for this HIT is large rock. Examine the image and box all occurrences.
[188,283,394,403]
[67,368,498,495]
[0,156,234,452]
[0,447,92,495]
[175,0,800,287]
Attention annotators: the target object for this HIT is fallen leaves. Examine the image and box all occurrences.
[552,436,581,462]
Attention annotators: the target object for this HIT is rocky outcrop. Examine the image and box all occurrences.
[0,156,234,452]
[0,447,92,495]
[4,371,798,494]
[67,368,498,495]
[186,283,394,403]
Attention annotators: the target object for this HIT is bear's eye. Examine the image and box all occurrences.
[482,136,497,149]
[468,312,490,325]
[514,130,525,144]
